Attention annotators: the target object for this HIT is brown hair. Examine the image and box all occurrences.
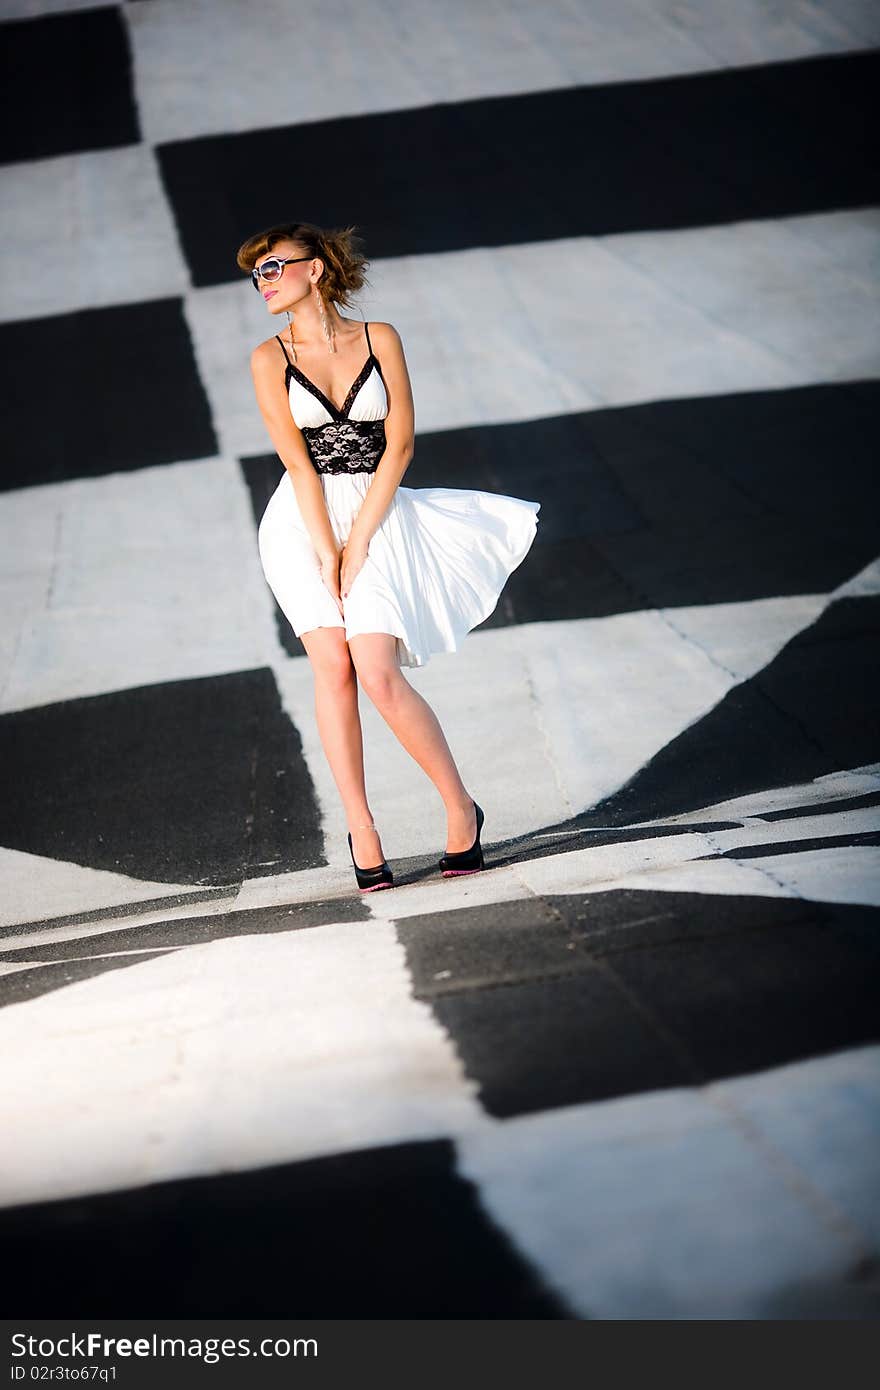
[235,221,370,307]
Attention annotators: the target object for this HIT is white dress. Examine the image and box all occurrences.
[257,322,541,669]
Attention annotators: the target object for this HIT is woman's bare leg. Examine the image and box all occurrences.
[299,627,386,869]
[347,633,478,853]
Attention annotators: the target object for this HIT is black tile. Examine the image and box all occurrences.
[400,896,696,1117]
[551,888,876,962]
[712,830,880,858]
[399,891,880,1118]
[0,1139,572,1317]
[581,381,880,611]
[606,900,880,1079]
[433,971,694,1117]
[0,667,320,887]
[0,301,218,487]
[403,895,586,992]
[0,7,139,164]
[416,380,880,615]
[760,792,880,821]
[239,381,880,630]
[158,50,880,284]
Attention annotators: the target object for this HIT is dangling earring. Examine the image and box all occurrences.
[285,310,296,363]
[313,281,337,353]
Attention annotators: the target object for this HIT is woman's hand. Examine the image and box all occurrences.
[318,549,344,617]
[340,537,369,600]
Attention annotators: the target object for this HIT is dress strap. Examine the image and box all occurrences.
[275,333,293,366]
[364,321,372,355]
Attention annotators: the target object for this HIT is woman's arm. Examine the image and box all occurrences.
[345,323,415,550]
[250,341,340,561]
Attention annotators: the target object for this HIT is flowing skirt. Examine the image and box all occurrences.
[258,469,541,669]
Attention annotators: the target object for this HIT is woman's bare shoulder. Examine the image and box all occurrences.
[251,333,286,371]
[366,321,404,352]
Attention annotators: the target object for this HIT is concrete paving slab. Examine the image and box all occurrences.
[119,0,880,145]
[710,1045,880,1252]
[585,847,880,906]
[1,0,877,1323]
[207,211,880,451]
[606,214,880,377]
[0,458,275,713]
[0,146,189,323]
[456,1047,876,1317]
[740,845,880,905]
[0,921,480,1209]
[0,847,203,931]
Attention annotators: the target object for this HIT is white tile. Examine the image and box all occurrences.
[644,0,880,64]
[511,823,880,908]
[0,920,480,1207]
[656,595,826,682]
[0,457,280,712]
[517,598,824,820]
[516,829,787,901]
[457,1050,873,1317]
[783,207,880,280]
[0,147,189,323]
[833,556,880,601]
[125,0,878,145]
[710,1045,880,1253]
[215,211,878,451]
[604,214,880,380]
[735,846,880,906]
[0,846,199,931]
[714,807,880,846]
[504,791,880,906]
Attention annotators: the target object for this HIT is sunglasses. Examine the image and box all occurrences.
[251,255,312,289]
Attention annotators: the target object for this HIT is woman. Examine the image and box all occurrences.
[239,221,540,893]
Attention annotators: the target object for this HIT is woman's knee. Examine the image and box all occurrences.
[347,635,405,705]
[353,660,404,707]
[301,630,356,689]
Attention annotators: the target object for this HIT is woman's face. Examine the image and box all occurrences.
[254,241,317,313]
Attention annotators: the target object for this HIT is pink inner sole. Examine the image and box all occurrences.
[359,881,393,892]
[442,867,483,876]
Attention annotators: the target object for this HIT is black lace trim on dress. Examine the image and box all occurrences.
[301,419,386,475]
[275,329,381,422]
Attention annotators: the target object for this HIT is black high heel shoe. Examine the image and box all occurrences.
[347,823,394,893]
[439,800,485,876]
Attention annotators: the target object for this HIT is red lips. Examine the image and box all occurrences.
[264,290,277,301]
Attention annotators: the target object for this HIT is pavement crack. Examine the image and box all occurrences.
[654,606,742,683]
[522,652,574,819]
[705,1086,877,1267]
